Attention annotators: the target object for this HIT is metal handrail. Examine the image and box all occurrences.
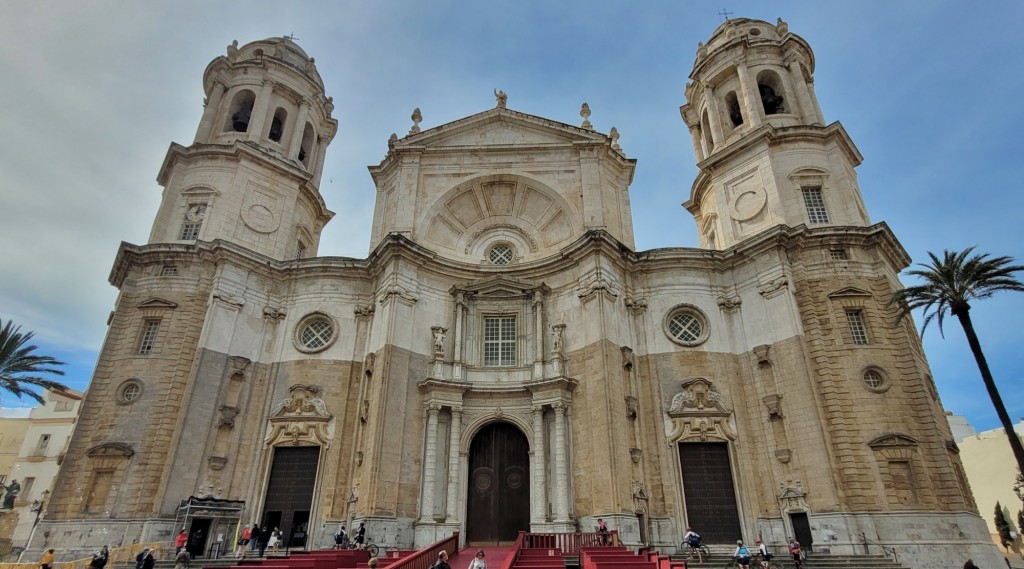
[859,532,898,564]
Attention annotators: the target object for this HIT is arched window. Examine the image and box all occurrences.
[725,91,743,127]
[224,89,256,133]
[269,107,287,142]
[299,122,315,167]
[756,70,787,115]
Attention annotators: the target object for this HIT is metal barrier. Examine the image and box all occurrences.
[382,532,459,569]
[0,541,172,569]
[526,531,619,553]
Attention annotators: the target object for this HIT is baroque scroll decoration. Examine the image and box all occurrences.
[778,479,810,513]
[265,384,334,447]
[666,377,736,442]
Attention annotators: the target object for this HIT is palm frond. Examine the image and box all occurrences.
[0,319,68,403]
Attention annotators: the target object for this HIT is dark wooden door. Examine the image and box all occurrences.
[262,446,320,547]
[678,442,742,543]
[790,512,813,552]
[466,423,530,544]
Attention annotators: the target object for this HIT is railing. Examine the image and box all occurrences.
[384,532,459,569]
[497,532,526,569]
[0,541,172,569]
[859,532,898,564]
[525,531,618,554]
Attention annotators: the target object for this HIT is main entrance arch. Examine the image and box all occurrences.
[466,422,530,544]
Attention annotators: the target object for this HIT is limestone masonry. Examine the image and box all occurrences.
[33,18,1001,569]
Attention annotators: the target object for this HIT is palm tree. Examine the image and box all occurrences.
[891,247,1024,476]
[0,319,68,404]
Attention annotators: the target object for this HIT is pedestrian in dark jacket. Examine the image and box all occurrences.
[257,526,271,558]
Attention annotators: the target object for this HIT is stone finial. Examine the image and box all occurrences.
[580,103,592,130]
[494,89,508,109]
[776,17,789,35]
[388,133,398,149]
[696,41,707,60]
[610,127,621,151]
[305,57,317,74]
[409,107,422,135]
[227,40,239,61]
[325,96,334,116]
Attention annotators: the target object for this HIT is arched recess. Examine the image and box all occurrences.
[269,107,288,143]
[667,378,743,544]
[419,173,580,262]
[223,89,256,133]
[258,385,335,550]
[299,122,316,168]
[868,433,920,507]
[756,69,788,115]
[465,421,531,543]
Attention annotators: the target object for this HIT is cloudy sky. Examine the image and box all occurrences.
[1,1,1022,431]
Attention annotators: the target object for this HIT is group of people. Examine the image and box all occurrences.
[332,522,367,549]
[682,527,804,569]
[235,523,284,557]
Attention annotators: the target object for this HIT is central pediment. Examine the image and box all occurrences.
[397,107,608,149]
[450,275,549,299]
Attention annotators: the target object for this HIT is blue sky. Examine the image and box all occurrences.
[1,1,1022,431]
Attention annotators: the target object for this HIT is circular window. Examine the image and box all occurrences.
[663,304,710,347]
[488,244,515,265]
[116,379,144,405]
[860,367,890,393]
[294,312,338,353]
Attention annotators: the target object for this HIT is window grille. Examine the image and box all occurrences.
[484,316,516,366]
[802,187,830,224]
[137,320,160,355]
[846,310,869,345]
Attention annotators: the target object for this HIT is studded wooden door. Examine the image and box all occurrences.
[466,423,530,544]
[678,442,742,543]
[262,446,320,547]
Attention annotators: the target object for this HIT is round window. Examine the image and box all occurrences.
[663,304,710,347]
[116,379,144,405]
[861,367,890,393]
[294,312,338,353]
[488,244,515,265]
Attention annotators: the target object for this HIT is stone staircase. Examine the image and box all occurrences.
[669,552,909,569]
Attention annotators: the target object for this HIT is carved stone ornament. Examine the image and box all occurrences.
[629,447,642,464]
[624,295,648,314]
[218,405,240,429]
[265,384,333,447]
[775,448,792,463]
[230,356,251,376]
[757,277,789,299]
[620,346,634,371]
[868,432,919,461]
[778,479,810,512]
[207,456,228,471]
[762,394,783,421]
[668,378,730,415]
[717,295,742,311]
[576,269,618,302]
[667,378,736,442]
[354,304,376,318]
[364,353,376,377]
[624,395,638,421]
[752,344,771,367]
[213,292,244,308]
[631,480,649,513]
[263,305,287,320]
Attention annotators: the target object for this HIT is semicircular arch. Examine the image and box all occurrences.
[419,173,579,263]
[461,413,533,454]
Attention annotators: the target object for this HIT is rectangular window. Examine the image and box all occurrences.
[802,187,830,224]
[483,316,516,366]
[161,265,178,276]
[180,222,202,240]
[846,309,869,345]
[829,248,848,260]
[36,434,50,451]
[295,242,307,260]
[137,319,161,355]
[21,477,35,502]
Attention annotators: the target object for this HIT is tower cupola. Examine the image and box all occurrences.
[681,18,870,250]
[148,37,338,261]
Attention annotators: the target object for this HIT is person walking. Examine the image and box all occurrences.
[250,524,261,551]
[787,537,803,569]
[733,541,752,569]
[174,548,191,569]
[176,530,188,552]
[90,546,109,569]
[142,549,156,569]
[683,527,703,564]
[468,550,487,569]
[40,549,56,569]
[434,550,451,569]
[257,525,271,558]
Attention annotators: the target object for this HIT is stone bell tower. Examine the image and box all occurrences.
[147,37,338,261]
[681,18,871,250]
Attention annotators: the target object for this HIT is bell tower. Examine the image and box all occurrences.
[148,37,338,260]
[681,18,870,250]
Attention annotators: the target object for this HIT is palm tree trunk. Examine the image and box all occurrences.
[956,309,1024,475]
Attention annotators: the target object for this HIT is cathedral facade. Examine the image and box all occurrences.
[36,18,999,568]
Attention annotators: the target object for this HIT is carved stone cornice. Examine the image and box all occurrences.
[717,295,742,311]
[757,276,789,298]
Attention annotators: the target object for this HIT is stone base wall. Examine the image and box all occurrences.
[24,518,177,561]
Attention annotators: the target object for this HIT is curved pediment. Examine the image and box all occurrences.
[868,432,919,448]
[451,275,548,300]
[86,442,135,457]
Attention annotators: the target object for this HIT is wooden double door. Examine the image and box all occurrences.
[466,422,530,544]
[679,442,742,543]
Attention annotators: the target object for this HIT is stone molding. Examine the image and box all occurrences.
[265,384,333,447]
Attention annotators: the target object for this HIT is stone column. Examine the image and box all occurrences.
[702,85,725,148]
[420,403,441,521]
[248,80,275,142]
[805,78,826,125]
[194,81,226,143]
[687,124,705,162]
[312,135,329,181]
[453,293,466,380]
[553,401,570,521]
[787,59,820,125]
[532,292,544,380]
[736,62,763,127]
[531,405,547,523]
[288,98,311,159]
[445,407,463,522]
